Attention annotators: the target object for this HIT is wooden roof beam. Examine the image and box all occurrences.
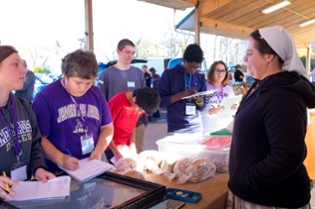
[183,0,197,4]
[201,17,310,47]
[293,37,311,48]
[200,0,235,16]
[200,16,253,37]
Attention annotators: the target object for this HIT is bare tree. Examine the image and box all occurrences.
[16,41,42,69]
[95,41,117,61]
[158,17,194,58]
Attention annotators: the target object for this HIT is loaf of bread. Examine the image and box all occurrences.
[138,150,164,166]
[111,168,128,175]
[115,157,137,171]
[189,158,216,183]
[173,157,193,184]
[160,153,181,173]
[124,170,146,180]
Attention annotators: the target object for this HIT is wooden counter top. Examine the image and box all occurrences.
[146,172,229,209]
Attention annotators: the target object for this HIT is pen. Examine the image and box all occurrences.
[66,148,73,157]
[2,171,9,190]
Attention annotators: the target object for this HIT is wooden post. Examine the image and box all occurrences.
[85,0,94,51]
[194,0,200,45]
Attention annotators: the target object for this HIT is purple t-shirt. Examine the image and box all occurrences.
[32,80,112,172]
[203,82,235,111]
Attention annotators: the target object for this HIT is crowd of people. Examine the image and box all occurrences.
[1,25,315,208]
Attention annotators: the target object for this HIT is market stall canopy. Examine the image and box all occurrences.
[138,0,315,47]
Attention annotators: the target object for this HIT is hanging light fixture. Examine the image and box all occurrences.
[299,18,315,27]
[261,0,291,14]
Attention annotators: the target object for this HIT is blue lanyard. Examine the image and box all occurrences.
[0,94,21,161]
[184,71,193,90]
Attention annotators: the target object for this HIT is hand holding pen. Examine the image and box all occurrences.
[60,148,79,170]
[0,171,18,200]
[209,105,224,115]
[184,87,197,97]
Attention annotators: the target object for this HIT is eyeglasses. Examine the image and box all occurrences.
[185,61,201,71]
[215,69,226,74]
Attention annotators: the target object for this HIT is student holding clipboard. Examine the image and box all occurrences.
[0,46,55,200]
[158,44,206,134]
[201,61,237,134]
[203,61,236,115]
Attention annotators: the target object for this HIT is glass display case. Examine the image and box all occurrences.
[0,172,166,209]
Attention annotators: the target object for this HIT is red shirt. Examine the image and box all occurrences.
[108,92,142,146]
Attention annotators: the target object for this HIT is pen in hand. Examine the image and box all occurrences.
[66,148,73,157]
[64,148,79,170]
[2,171,10,190]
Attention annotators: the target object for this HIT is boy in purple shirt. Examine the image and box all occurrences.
[32,49,114,173]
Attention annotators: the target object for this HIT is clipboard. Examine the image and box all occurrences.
[181,89,217,99]
[220,95,243,114]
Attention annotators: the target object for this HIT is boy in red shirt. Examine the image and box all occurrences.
[105,87,160,163]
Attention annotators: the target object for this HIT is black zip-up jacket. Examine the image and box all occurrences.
[228,71,315,207]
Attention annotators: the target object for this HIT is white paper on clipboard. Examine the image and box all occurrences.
[220,95,243,114]
[182,89,217,99]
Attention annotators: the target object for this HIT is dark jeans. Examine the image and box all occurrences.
[105,150,114,165]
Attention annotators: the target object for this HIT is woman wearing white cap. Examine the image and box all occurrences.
[227,26,315,208]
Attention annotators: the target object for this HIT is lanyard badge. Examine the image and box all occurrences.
[69,95,94,155]
[184,71,196,115]
[80,126,94,155]
[185,103,196,115]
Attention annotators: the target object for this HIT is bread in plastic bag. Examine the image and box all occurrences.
[124,170,146,180]
[115,157,137,171]
[160,153,181,173]
[173,157,193,184]
[189,158,216,183]
[138,150,164,166]
[159,153,183,182]
[209,154,229,173]
[143,159,164,175]
[138,150,165,175]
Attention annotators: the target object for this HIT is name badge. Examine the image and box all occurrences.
[11,164,27,181]
[81,134,94,155]
[127,81,136,88]
[185,103,196,115]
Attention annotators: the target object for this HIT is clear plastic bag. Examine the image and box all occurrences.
[189,158,216,183]
[173,157,193,184]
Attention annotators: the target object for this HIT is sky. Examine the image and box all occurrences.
[0,0,194,72]
[0,0,190,50]
[0,0,245,72]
